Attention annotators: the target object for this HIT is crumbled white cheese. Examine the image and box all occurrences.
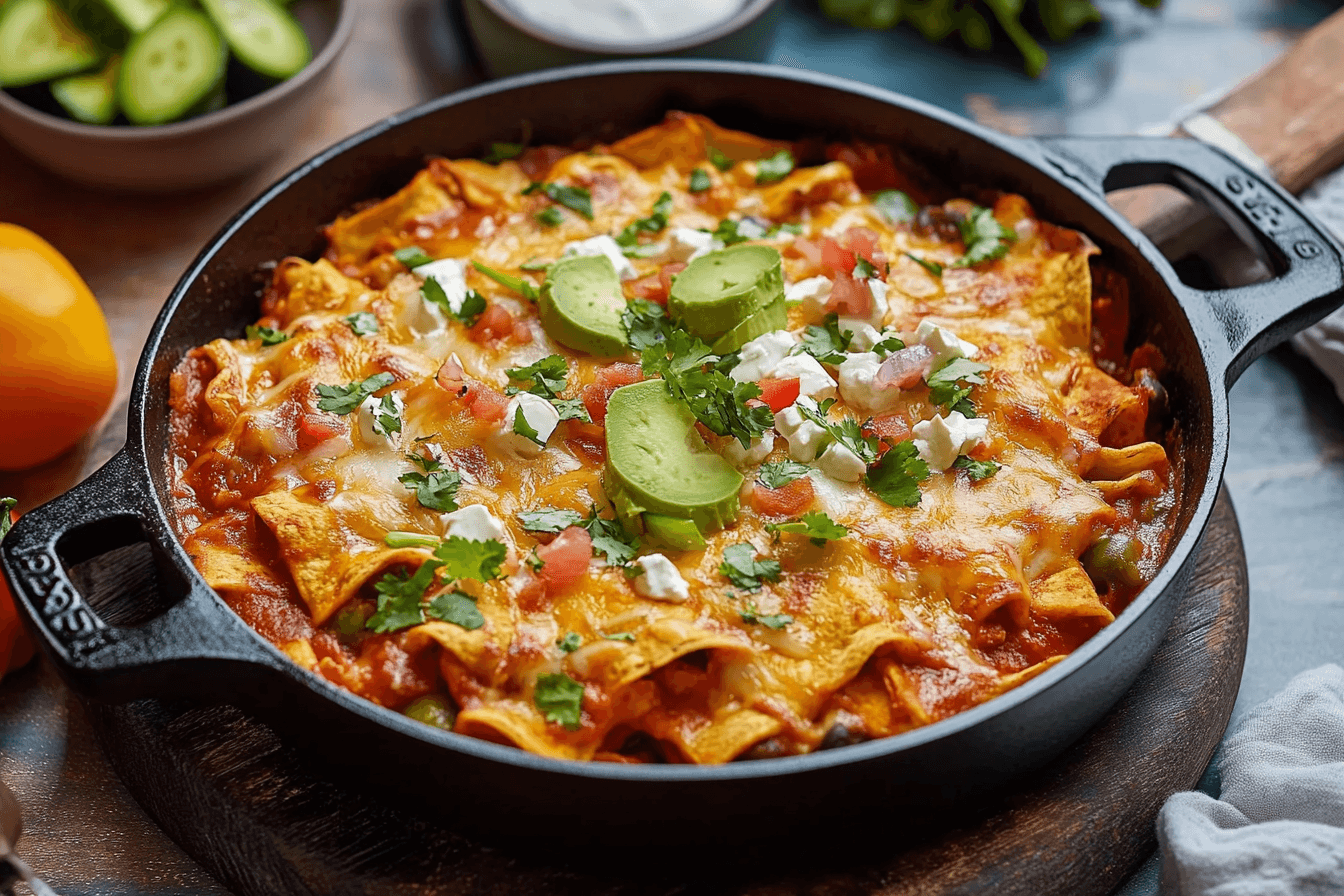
[912,411,989,471]
[563,234,638,281]
[499,391,560,457]
[722,431,775,468]
[659,227,718,263]
[770,353,837,401]
[356,391,404,446]
[633,553,690,603]
[774,402,830,462]
[785,276,832,313]
[837,352,900,414]
[816,441,866,482]
[841,320,882,352]
[914,320,979,368]
[864,278,890,328]
[730,330,796,383]
[443,504,509,543]
[410,258,469,333]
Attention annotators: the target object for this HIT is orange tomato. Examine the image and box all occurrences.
[0,224,117,470]
[0,502,35,676]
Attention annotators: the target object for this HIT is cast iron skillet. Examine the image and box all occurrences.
[4,61,1343,846]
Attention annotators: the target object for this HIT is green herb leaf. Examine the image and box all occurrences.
[853,256,879,280]
[535,206,564,227]
[373,394,402,437]
[796,398,879,464]
[368,561,440,632]
[384,531,440,549]
[316,372,396,414]
[755,149,795,184]
[795,313,853,365]
[621,297,670,351]
[926,358,990,412]
[344,312,379,335]
[865,440,930,508]
[689,168,712,192]
[740,603,793,629]
[245,324,289,346]
[0,497,15,542]
[534,672,584,730]
[527,182,594,219]
[757,461,811,490]
[642,331,773,449]
[905,252,943,277]
[873,190,918,224]
[872,334,907,357]
[719,543,782,592]
[553,398,591,423]
[518,508,585,533]
[512,405,545,447]
[766,511,849,546]
[711,217,769,246]
[953,455,1000,481]
[602,632,636,642]
[432,536,507,582]
[482,141,524,164]
[953,206,1016,268]
[399,467,462,513]
[615,191,674,247]
[708,146,734,171]
[557,632,582,653]
[525,549,545,571]
[425,590,485,630]
[583,510,640,566]
[506,355,570,399]
[472,261,539,301]
[394,246,433,269]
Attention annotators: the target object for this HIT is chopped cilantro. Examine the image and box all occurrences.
[757,461,811,490]
[771,222,804,237]
[482,141,524,164]
[384,531,440,549]
[711,217,768,246]
[872,334,907,357]
[602,632,636,642]
[551,398,591,423]
[953,206,1016,268]
[906,252,943,277]
[719,543,782,592]
[535,206,564,227]
[512,405,545,447]
[526,181,594,219]
[245,324,289,346]
[518,508,584,533]
[398,458,461,512]
[689,168,712,192]
[344,312,379,336]
[767,511,849,546]
[873,190,918,224]
[953,455,1001,481]
[557,632,582,653]
[615,191,674,247]
[621,298,670,351]
[852,256,879,280]
[506,355,569,398]
[755,149,795,184]
[421,277,488,328]
[796,398,879,464]
[534,672,584,730]
[368,562,439,632]
[471,261,539,301]
[525,549,545,571]
[315,373,395,415]
[926,357,990,415]
[432,536,506,582]
[707,146,734,171]
[740,603,793,629]
[425,590,485,630]
[0,497,15,541]
[642,331,774,449]
[795,314,853,365]
[583,510,639,566]
[865,440,930,508]
[372,394,402,437]
[393,246,434,269]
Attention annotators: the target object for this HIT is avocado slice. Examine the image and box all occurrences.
[710,293,787,354]
[604,380,743,537]
[643,513,707,551]
[539,254,629,357]
[667,245,784,346]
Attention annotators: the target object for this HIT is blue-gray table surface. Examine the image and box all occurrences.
[1,0,1342,892]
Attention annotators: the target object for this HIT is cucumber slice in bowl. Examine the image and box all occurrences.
[117,7,225,125]
[0,0,101,87]
[50,53,119,123]
[200,0,310,80]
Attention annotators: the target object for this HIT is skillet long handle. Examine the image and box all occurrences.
[0,450,281,702]
[1038,135,1344,386]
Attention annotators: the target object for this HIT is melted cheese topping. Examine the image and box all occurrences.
[168,113,1180,763]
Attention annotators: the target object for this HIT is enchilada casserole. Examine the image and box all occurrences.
[168,113,1180,763]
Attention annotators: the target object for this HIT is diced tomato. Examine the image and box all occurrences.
[581,363,644,425]
[820,237,855,275]
[511,319,534,343]
[627,271,666,303]
[748,476,815,517]
[463,383,508,423]
[844,227,880,262]
[826,275,873,318]
[659,262,686,296]
[869,413,911,453]
[297,413,347,451]
[469,304,515,343]
[757,377,800,412]
[536,526,592,594]
[791,237,824,268]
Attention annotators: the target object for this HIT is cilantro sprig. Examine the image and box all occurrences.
[953,455,1000,481]
[707,146,734,171]
[366,535,503,634]
[524,181,594,220]
[344,312,378,336]
[394,245,434,269]
[755,149,795,184]
[641,331,774,449]
[615,191,673,248]
[953,206,1016,268]
[873,190,917,224]
[796,398,879,465]
[757,461,811,490]
[399,454,462,512]
[689,168,712,193]
[767,511,849,547]
[795,314,853,365]
[517,505,640,566]
[370,395,402,437]
[865,440,930,508]
[422,276,487,327]
[246,324,289,346]
[316,373,395,415]
[506,355,591,423]
[926,358,990,416]
[557,632,582,653]
[740,603,793,630]
[534,672,584,730]
[719,543,782,592]
[621,298,670,351]
[535,206,564,227]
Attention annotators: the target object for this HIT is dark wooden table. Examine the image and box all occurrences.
[1,0,1342,893]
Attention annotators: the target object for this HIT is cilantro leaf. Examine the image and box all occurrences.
[432,537,506,582]
[872,334,907,357]
[796,398,879,464]
[953,206,1016,268]
[534,672,584,730]
[368,561,440,632]
[519,508,584,533]
[757,461,811,490]
[0,497,15,542]
[873,190,918,224]
[712,217,768,246]
[454,290,487,327]
[853,256,879,280]
[707,146,734,171]
[506,355,569,398]
[926,358,990,413]
[583,510,639,566]
[482,141,524,164]
[372,394,402,437]
[719,543,782,592]
[621,298,670,351]
[795,313,853,365]
[740,603,794,629]
[906,252,943,277]
[316,373,395,414]
[755,149,795,184]
[642,332,773,449]
[689,168,712,193]
[953,455,1000,481]
[641,329,717,380]
[512,405,545,447]
[246,324,289,346]
[344,312,379,336]
[552,398,591,423]
[527,181,594,219]
[767,511,849,546]
[602,632,636,642]
[394,246,434,269]
[865,440,930,508]
[525,549,545,571]
[472,261,539,301]
[535,206,564,227]
[615,191,674,247]
[557,632,582,653]
[399,468,461,512]
[425,590,485,630]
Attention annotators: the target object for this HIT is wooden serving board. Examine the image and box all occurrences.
[79,490,1248,896]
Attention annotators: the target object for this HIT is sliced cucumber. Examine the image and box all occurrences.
[0,0,101,87]
[50,53,118,122]
[117,8,225,125]
[200,0,310,80]
[100,0,167,33]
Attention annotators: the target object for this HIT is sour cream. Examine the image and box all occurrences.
[502,0,747,45]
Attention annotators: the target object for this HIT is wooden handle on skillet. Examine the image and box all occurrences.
[1115,8,1344,241]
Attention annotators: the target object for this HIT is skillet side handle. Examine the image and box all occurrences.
[0,450,282,703]
[1039,135,1344,386]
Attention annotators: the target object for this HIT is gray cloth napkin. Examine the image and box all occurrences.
[1157,664,1344,895]
[1295,172,1344,404]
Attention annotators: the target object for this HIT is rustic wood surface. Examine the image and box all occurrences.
[75,493,1248,896]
